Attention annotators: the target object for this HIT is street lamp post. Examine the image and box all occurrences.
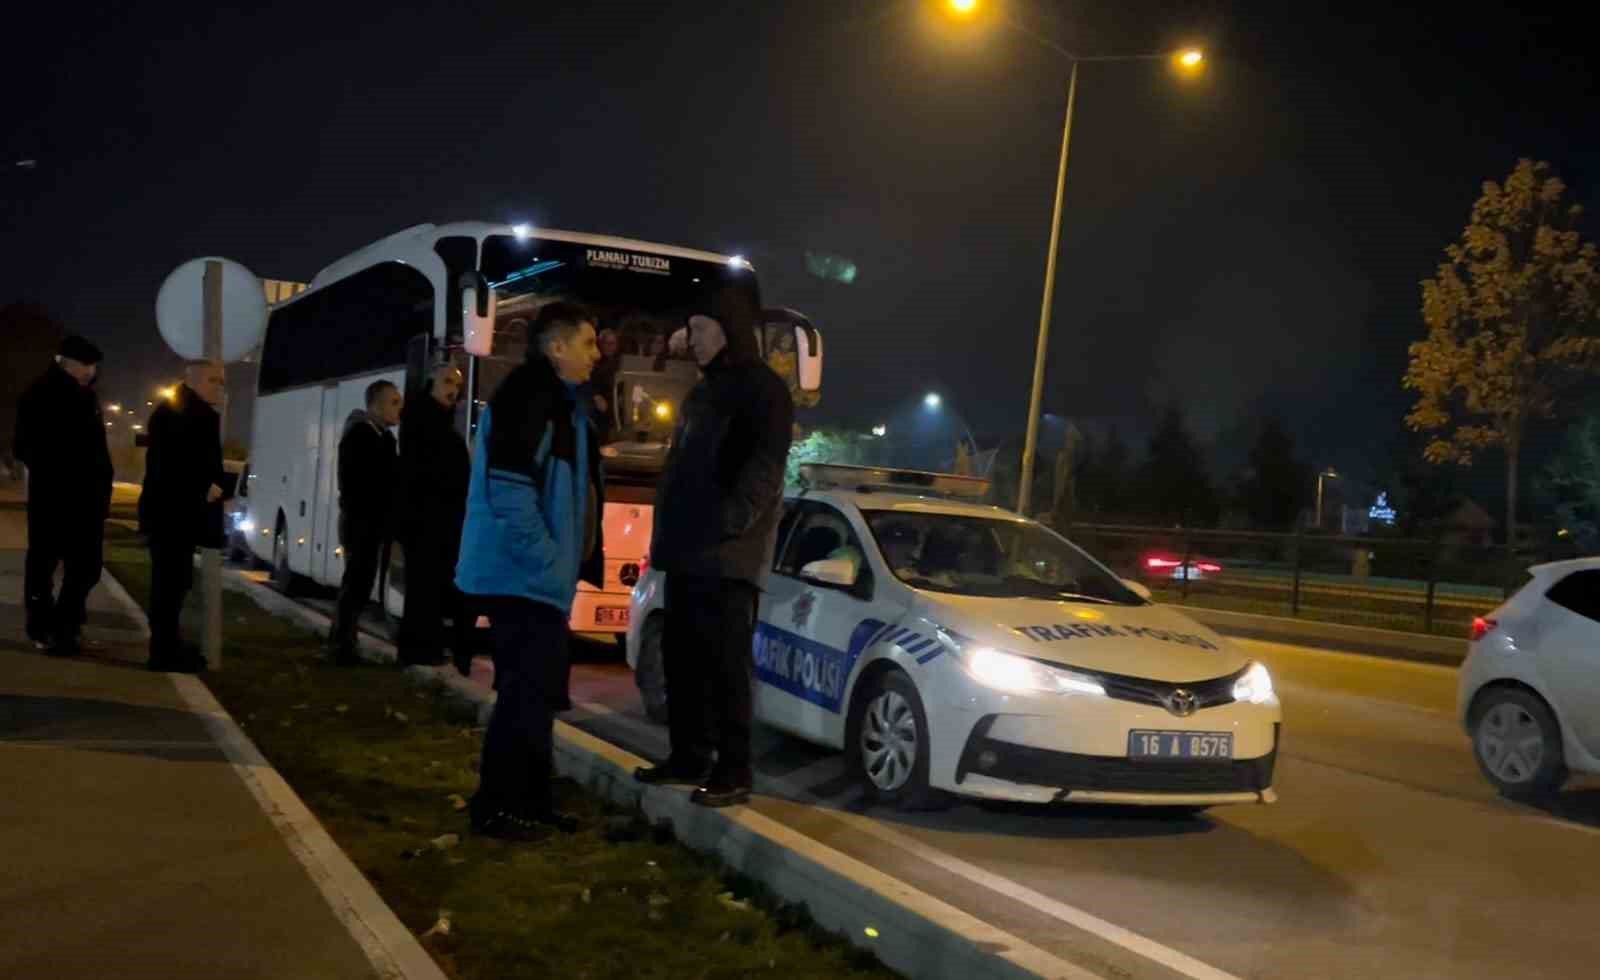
[1316,468,1341,530]
[952,4,1203,516]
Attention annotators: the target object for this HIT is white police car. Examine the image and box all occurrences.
[627,464,1281,810]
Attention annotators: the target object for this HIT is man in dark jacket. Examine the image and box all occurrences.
[456,301,604,840]
[139,361,228,672]
[396,363,471,669]
[13,335,114,655]
[329,379,402,665]
[636,284,795,807]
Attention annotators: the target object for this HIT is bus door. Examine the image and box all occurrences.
[310,384,342,584]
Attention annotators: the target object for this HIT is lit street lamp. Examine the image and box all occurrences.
[1316,468,1342,529]
[872,424,888,438]
[946,2,1204,515]
[923,392,942,410]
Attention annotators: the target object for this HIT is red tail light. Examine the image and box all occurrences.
[1471,617,1498,641]
[1146,557,1180,569]
[1196,562,1222,574]
[639,556,650,578]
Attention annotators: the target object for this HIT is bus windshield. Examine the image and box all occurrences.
[473,235,758,422]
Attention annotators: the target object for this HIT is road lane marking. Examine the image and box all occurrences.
[762,774,1246,980]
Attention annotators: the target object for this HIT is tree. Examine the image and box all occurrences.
[1404,159,1600,547]
[1141,406,1218,526]
[1077,428,1132,518]
[1539,415,1600,552]
[1237,419,1309,529]
[0,303,68,465]
[785,426,868,488]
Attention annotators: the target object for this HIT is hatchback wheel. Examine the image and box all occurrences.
[1471,687,1567,800]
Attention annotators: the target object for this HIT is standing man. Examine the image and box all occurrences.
[396,363,471,669]
[13,336,113,655]
[139,361,227,672]
[329,380,402,665]
[589,327,622,444]
[457,301,604,840]
[636,285,795,808]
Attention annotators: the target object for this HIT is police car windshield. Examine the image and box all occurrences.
[863,511,1142,605]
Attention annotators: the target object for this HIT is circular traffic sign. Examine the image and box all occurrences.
[155,257,268,362]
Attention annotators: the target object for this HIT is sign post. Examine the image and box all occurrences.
[201,260,224,669]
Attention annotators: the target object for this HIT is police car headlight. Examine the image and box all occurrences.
[1232,661,1276,705]
[965,646,1106,698]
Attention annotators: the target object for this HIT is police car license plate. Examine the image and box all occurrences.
[594,607,630,627]
[1128,730,1233,761]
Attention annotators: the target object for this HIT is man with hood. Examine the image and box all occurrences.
[635,283,795,808]
[456,301,604,840]
[329,379,402,665]
[139,361,228,672]
[13,335,113,655]
[396,363,472,669]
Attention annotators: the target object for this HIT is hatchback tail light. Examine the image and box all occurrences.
[1470,617,1499,641]
[1196,561,1223,574]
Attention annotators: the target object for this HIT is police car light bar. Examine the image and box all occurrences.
[798,463,991,500]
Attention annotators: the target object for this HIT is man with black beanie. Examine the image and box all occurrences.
[636,283,795,807]
[12,335,114,655]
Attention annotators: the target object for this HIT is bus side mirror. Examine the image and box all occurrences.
[794,323,822,393]
[460,272,496,357]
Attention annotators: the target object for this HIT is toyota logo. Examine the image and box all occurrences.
[1164,688,1198,717]
[619,563,641,587]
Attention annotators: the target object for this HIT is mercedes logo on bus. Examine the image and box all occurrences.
[1163,688,1199,717]
[619,563,641,587]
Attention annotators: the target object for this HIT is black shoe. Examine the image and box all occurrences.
[452,651,474,677]
[691,775,753,809]
[528,809,581,834]
[635,760,713,786]
[47,634,82,657]
[148,652,207,674]
[470,808,545,841]
[326,646,362,666]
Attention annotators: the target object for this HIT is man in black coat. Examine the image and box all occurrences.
[636,284,795,807]
[139,361,227,672]
[13,335,114,655]
[329,379,402,664]
[396,363,471,669]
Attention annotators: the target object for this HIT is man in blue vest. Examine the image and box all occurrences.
[456,301,604,840]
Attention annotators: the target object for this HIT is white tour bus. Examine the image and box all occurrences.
[241,221,821,650]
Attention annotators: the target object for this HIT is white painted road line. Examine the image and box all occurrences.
[762,767,1246,980]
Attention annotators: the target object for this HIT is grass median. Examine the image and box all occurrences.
[102,525,894,980]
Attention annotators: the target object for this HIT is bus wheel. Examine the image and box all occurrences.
[635,614,668,725]
[271,517,299,595]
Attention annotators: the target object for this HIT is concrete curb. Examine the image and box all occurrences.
[1176,604,1467,666]
[99,569,449,980]
[223,570,1101,980]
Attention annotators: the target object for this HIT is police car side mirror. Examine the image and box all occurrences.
[1122,578,1153,602]
[801,557,858,588]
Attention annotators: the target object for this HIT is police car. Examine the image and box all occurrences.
[627,464,1281,810]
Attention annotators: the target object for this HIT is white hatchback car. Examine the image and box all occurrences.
[628,464,1282,810]
[1459,557,1600,799]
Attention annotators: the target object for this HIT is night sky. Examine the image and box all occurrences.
[5,1,1597,489]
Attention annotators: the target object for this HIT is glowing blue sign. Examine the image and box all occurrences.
[1369,493,1396,525]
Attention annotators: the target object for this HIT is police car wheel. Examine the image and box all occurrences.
[635,614,669,725]
[849,671,947,810]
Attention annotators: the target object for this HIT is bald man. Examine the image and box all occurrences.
[396,362,474,669]
[139,361,227,672]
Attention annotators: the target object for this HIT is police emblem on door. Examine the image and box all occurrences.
[792,592,816,631]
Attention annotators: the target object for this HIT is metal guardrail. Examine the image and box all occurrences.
[1056,520,1557,638]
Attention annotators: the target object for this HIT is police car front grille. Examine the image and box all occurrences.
[1091,666,1245,711]
[957,719,1279,796]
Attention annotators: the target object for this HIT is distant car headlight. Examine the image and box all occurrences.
[954,639,1105,697]
[1232,661,1276,704]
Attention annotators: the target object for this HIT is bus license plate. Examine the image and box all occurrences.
[594,607,630,627]
[1128,730,1233,761]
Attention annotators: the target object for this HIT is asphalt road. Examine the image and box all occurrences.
[545,633,1600,980]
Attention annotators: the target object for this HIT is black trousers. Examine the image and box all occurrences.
[147,536,196,659]
[332,526,385,654]
[474,597,570,817]
[662,574,759,783]
[24,503,103,642]
[397,533,469,664]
